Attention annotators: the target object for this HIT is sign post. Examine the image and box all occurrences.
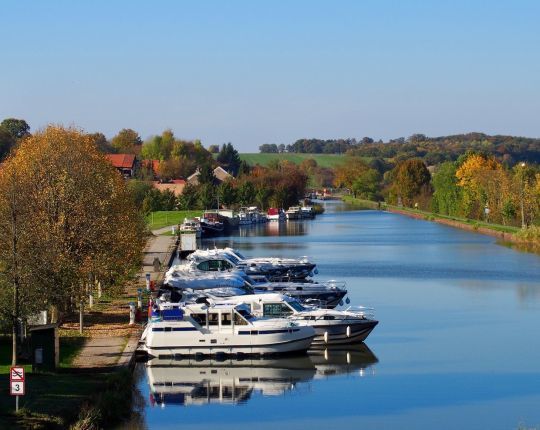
[10,366,25,412]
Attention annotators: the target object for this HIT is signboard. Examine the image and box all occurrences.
[10,381,25,396]
[10,367,24,381]
[10,367,25,397]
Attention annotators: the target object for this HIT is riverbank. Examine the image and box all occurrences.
[342,196,539,249]
[0,226,175,429]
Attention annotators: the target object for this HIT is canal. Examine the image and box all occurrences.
[135,201,540,429]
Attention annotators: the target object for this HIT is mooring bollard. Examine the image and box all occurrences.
[129,302,136,325]
[145,273,151,291]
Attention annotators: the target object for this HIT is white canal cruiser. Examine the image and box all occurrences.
[140,300,315,358]
[211,293,378,346]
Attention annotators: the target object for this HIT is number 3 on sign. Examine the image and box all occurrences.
[10,381,25,396]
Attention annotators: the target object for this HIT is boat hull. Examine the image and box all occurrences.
[144,334,315,357]
[310,320,379,346]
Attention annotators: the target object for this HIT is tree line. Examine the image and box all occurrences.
[0,125,146,364]
[131,159,308,213]
[260,133,540,167]
[335,154,540,227]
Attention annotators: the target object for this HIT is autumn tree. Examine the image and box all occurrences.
[111,128,143,153]
[456,154,503,219]
[390,159,431,207]
[89,132,115,153]
[0,126,146,341]
[0,164,47,364]
[333,157,372,190]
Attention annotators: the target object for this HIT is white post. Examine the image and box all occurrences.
[129,303,136,325]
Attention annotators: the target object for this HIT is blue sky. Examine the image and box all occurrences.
[2,0,539,151]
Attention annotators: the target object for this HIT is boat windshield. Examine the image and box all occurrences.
[288,300,305,312]
[232,249,246,260]
[224,253,241,265]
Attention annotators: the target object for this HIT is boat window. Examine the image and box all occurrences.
[234,312,248,326]
[191,313,207,325]
[237,309,253,320]
[263,303,293,317]
[221,312,232,326]
[208,313,219,325]
[323,315,336,320]
[197,261,210,271]
[220,260,233,270]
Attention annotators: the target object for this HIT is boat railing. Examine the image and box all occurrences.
[323,280,346,289]
[342,306,375,319]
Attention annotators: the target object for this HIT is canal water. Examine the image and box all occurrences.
[135,201,540,430]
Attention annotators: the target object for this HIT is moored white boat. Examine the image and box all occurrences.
[140,300,315,357]
[212,294,378,345]
[286,206,302,220]
[179,218,202,238]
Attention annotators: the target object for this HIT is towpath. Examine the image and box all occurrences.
[70,228,177,369]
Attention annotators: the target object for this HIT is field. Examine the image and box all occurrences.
[146,210,202,230]
[239,153,348,169]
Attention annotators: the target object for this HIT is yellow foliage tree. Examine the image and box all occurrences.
[456,154,504,220]
[0,126,146,346]
[333,157,371,190]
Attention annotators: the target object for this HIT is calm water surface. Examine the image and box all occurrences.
[135,202,540,430]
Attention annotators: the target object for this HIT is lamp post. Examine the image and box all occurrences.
[520,162,526,228]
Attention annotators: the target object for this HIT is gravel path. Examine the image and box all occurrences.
[72,336,126,368]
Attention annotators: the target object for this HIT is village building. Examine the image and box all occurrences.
[187,166,233,186]
[152,179,186,196]
[105,154,137,178]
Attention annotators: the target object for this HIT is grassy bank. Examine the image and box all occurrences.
[342,196,523,236]
[146,210,202,230]
[0,336,100,429]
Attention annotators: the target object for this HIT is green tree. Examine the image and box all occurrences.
[198,183,216,209]
[237,181,255,206]
[0,118,30,139]
[431,162,461,215]
[0,127,15,161]
[178,183,199,210]
[351,169,381,199]
[218,181,238,208]
[198,163,216,185]
[127,180,153,210]
[217,143,241,176]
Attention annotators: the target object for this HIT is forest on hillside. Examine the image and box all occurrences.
[260,133,540,166]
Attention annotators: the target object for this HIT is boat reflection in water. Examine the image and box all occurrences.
[145,343,378,407]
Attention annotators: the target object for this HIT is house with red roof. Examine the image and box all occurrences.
[105,154,137,178]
